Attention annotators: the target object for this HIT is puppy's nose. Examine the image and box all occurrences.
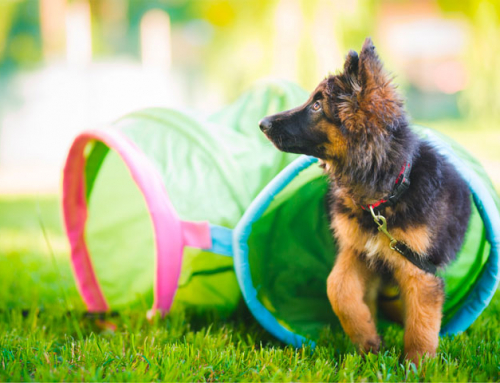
[259,117,272,133]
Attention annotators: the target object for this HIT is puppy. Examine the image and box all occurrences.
[259,38,471,363]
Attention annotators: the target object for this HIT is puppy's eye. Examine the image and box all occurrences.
[312,101,322,111]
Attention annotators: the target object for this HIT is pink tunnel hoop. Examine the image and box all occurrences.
[62,129,213,314]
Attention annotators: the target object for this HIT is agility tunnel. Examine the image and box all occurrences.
[63,80,500,347]
[233,126,500,347]
[62,80,306,315]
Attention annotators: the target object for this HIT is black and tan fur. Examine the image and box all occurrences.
[259,38,471,363]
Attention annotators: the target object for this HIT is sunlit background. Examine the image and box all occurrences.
[0,0,499,194]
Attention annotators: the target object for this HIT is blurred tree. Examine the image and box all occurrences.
[184,0,277,101]
[201,0,236,27]
[438,0,500,125]
[90,0,128,57]
[298,0,377,89]
[0,2,17,62]
[335,0,378,55]
[40,0,66,59]
[126,0,193,58]
[0,0,42,71]
[180,0,378,100]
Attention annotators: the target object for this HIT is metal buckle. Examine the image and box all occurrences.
[369,206,398,249]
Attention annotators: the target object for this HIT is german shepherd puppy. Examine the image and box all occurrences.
[259,38,471,363]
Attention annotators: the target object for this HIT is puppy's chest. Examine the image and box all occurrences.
[331,210,432,267]
[332,212,391,259]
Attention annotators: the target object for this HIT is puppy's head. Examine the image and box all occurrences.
[260,38,405,163]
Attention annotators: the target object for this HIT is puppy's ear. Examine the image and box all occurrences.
[343,50,359,77]
[338,38,404,132]
[358,37,386,88]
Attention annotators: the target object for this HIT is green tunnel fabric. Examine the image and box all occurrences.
[245,126,498,340]
[86,148,157,308]
[248,164,339,338]
[82,80,308,312]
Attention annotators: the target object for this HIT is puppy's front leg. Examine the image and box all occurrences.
[327,248,380,353]
[393,262,444,364]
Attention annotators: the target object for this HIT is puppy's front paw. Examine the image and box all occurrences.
[358,335,381,354]
[405,348,436,366]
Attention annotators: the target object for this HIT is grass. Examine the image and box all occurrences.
[1,194,500,382]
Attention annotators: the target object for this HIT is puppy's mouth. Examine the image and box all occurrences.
[265,132,328,159]
[265,132,307,154]
[265,131,290,150]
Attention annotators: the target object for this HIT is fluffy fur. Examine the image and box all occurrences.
[259,38,471,364]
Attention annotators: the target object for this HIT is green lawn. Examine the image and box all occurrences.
[1,196,499,382]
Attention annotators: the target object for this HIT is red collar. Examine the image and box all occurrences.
[360,162,412,211]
